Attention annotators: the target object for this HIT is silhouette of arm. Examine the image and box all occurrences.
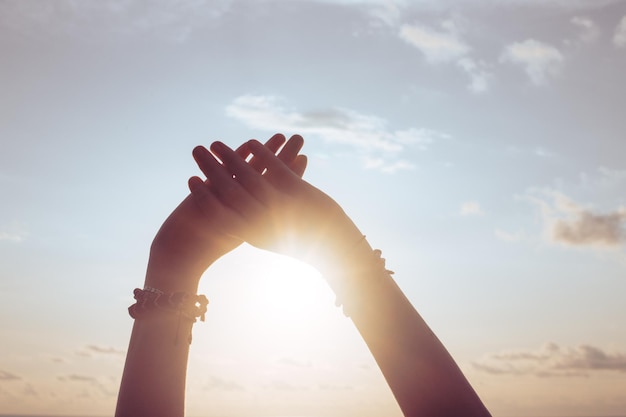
[190,137,492,417]
[115,135,306,417]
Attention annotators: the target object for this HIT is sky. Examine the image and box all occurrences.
[1,0,626,416]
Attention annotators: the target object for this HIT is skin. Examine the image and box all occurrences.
[115,134,492,417]
[115,134,306,417]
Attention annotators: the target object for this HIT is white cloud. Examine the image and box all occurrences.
[0,222,27,242]
[613,15,626,48]
[500,39,564,85]
[474,342,626,377]
[526,189,626,249]
[226,95,448,173]
[399,22,469,63]
[571,16,600,43]
[460,201,484,216]
[399,21,492,92]
[456,57,491,94]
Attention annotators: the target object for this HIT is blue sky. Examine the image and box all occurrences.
[1,0,626,416]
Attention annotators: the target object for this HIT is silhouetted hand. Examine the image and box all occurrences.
[189,136,363,267]
[146,134,307,293]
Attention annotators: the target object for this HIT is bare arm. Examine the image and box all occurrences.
[190,137,492,417]
[115,134,306,417]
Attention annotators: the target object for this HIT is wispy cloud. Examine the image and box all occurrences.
[226,95,448,173]
[399,20,491,93]
[456,57,492,94]
[59,374,97,383]
[460,201,484,216]
[84,345,125,356]
[526,189,626,249]
[474,342,626,377]
[570,16,600,43]
[58,374,116,396]
[399,21,469,63]
[0,222,28,243]
[204,375,245,391]
[0,370,21,381]
[500,39,564,85]
[614,15,626,48]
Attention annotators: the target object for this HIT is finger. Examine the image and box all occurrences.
[277,134,304,167]
[245,140,301,190]
[234,133,286,172]
[290,154,308,178]
[188,176,249,237]
[250,133,286,173]
[192,145,265,219]
[208,141,277,206]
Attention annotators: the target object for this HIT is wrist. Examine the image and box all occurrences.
[144,244,217,294]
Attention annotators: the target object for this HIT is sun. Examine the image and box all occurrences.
[246,252,337,328]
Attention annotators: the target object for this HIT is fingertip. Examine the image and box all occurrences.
[288,134,304,147]
[209,141,228,153]
[265,133,287,153]
[292,154,308,178]
[247,139,263,150]
[188,176,205,193]
[270,133,286,142]
[192,145,208,159]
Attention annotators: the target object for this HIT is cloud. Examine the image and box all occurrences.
[474,342,626,377]
[0,370,21,381]
[0,222,28,242]
[226,95,448,173]
[23,383,37,397]
[526,189,626,248]
[460,201,484,216]
[399,20,491,93]
[579,167,626,191]
[399,21,469,63]
[571,16,600,43]
[84,345,125,356]
[551,210,626,247]
[614,15,626,48]
[58,374,116,396]
[59,374,97,382]
[500,39,564,85]
[204,375,245,391]
[456,58,492,94]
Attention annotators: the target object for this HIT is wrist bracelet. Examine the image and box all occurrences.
[327,244,394,318]
[129,288,209,322]
[128,287,209,345]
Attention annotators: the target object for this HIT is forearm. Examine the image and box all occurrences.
[322,234,491,417]
[115,312,193,417]
[115,254,208,417]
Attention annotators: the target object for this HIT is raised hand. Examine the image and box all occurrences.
[188,136,364,268]
[146,134,306,293]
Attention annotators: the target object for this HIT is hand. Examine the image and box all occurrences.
[188,136,364,269]
[146,134,307,293]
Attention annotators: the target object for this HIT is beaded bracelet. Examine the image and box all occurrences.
[128,287,209,323]
[327,242,395,318]
[128,287,209,345]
